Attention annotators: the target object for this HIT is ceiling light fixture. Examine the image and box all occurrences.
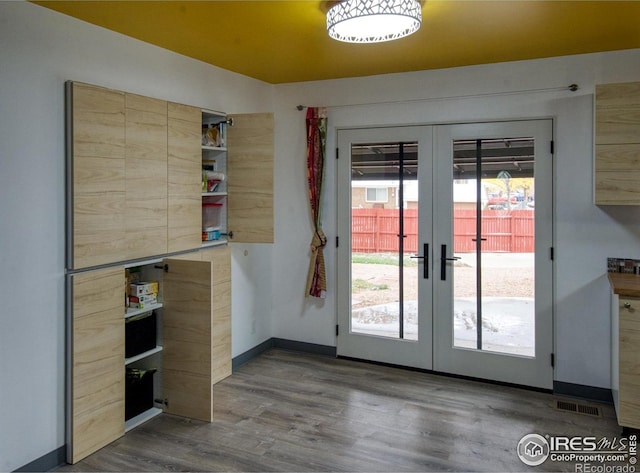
[327,0,422,43]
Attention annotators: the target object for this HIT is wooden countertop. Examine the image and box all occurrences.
[608,272,640,297]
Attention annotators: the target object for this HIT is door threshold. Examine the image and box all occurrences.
[337,354,552,394]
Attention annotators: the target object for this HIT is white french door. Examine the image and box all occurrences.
[336,120,554,389]
[433,120,554,389]
[336,126,434,369]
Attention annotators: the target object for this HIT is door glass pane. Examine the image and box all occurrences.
[452,138,535,356]
[402,145,419,340]
[351,142,418,340]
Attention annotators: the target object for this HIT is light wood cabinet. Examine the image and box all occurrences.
[125,93,168,259]
[595,81,640,205]
[67,82,274,269]
[69,83,190,268]
[163,258,214,421]
[68,248,231,462]
[168,103,202,253]
[203,246,232,383]
[201,111,274,246]
[69,266,125,464]
[227,113,274,243]
[65,81,269,462]
[68,82,126,269]
[611,294,640,430]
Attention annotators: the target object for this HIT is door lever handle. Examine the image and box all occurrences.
[440,244,459,280]
[410,243,429,279]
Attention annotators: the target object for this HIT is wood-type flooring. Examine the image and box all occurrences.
[58,349,625,472]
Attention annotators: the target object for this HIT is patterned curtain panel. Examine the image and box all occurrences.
[305,107,328,298]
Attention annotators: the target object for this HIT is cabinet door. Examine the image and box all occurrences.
[202,246,232,383]
[125,93,168,259]
[168,103,202,252]
[68,82,126,269]
[619,297,640,429]
[162,258,213,421]
[227,113,274,243]
[69,266,125,463]
[595,82,640,205]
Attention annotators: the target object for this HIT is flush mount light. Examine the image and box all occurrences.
[327,0,422,43]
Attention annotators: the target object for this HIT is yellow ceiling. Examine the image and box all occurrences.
[34,1,640,84]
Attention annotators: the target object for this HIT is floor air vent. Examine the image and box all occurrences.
[555,399,601,417]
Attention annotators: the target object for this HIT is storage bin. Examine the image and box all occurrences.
[125,368,156,420]
[125,311,156,358]
[202,202,223,230]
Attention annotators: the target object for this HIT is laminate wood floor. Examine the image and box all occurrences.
[59,349,624,472]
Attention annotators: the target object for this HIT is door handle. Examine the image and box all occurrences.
[440,244,460,280]
[410,243,429,279]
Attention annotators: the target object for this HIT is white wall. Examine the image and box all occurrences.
[272,49,640,389]
[0,2,273,470]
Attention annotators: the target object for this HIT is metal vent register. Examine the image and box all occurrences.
[555,399,601,417]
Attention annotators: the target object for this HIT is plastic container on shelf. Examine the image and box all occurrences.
[202,171,225,193]
[202,202,223,229]
[206,178,221,193]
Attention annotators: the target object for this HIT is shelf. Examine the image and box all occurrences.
[201,108,226,118]
[202,237,228,249]
[125,346,163,365]
[202,192,227,197]
[125,407,162,432]
[125,303,163,319]
[202,145,227,152]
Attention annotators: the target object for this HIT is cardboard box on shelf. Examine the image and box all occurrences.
[129,282,159,297]
[128,294,157,308]
[128,301,154,310]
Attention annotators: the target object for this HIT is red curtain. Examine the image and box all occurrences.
[305,107,328,298]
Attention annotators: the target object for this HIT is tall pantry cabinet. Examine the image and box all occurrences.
[65,81,273,463]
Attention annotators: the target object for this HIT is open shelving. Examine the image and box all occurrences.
[125,346,163,365]
[202,109,229,248]
[125,303,163,319]
[124,261,164,429]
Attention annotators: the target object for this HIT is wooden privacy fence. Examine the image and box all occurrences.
[352,208,534,253]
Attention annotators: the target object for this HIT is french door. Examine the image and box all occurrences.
[337,120,554,389]
[433,120,553,388]
[336,126,433,369]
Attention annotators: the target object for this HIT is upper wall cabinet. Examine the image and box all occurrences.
[125,93,168,260]
[67,82,274,270]
[67,82,127,269]
[227,113,274,243]
[68,82,173,269]
[168,103,202,253]
[595,81,640,205]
